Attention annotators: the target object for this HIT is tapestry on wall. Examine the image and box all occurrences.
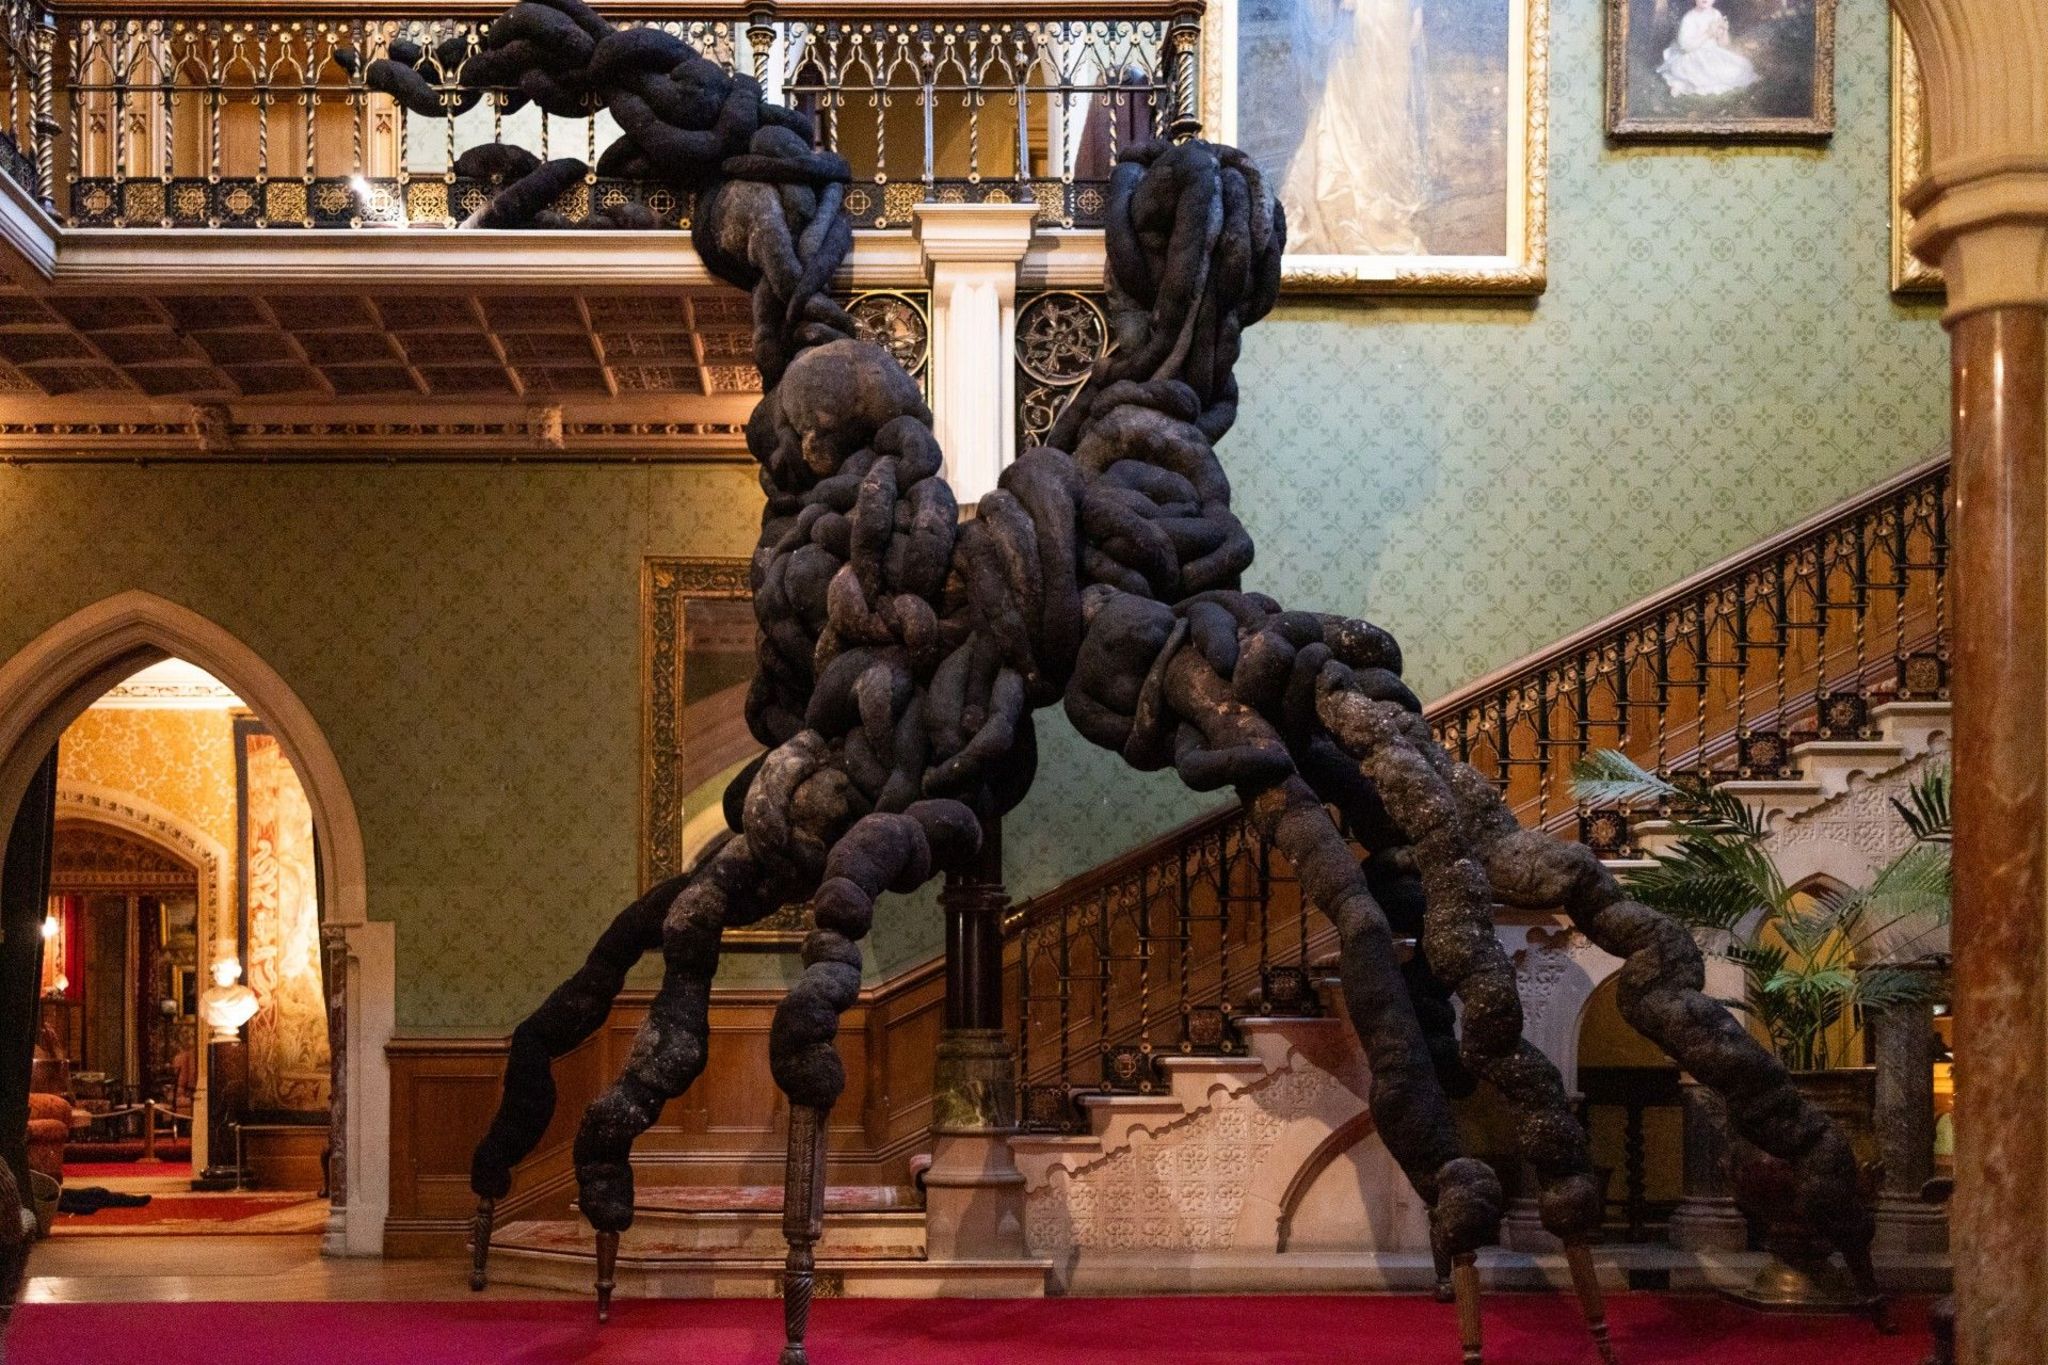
[235,717,331,1116]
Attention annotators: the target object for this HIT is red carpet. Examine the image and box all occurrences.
[61,1161,192,1180]
[4,1295,1934,1365]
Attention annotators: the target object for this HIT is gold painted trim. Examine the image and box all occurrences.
[1606,0,1836,141]
[640,554,807,951]
[1206,0,1549,296]
[1890,17,1943,296]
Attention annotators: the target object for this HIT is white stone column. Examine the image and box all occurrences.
[911,203,1040,508]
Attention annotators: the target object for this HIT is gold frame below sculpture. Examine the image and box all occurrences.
[1890,17,1943,296]
[640,555,807,951]
[1202,0,1549,297]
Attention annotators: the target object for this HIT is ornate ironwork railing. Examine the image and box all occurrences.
[1007,453,1952,1130]
[0,0,1193,229]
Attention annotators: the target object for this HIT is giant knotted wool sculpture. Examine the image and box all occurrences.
[365,5,1882,1360]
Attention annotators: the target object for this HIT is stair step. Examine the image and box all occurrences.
[488,1219,1050,1299]
[496,1215,924,1262]
[624,1184,920,1216]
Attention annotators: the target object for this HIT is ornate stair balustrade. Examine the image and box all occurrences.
[0,0,1188,229]
[1008,453,1951,1130]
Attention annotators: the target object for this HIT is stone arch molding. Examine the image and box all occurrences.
[50,785,236,1173]
[54,783,232,961]
[0,591,392,1256]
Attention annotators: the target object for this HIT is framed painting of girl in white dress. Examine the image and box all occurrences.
[1606,0,1836,139]
[1206,0,1549,295]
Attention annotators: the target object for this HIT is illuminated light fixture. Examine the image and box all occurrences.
[40,915,58,940]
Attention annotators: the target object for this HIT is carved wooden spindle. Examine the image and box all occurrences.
[1565,1242,1620,1365]
[779,1103,829,1365]
[593,1228,618,1323]
[1451,1252,1484,1365]
[468,1196,494,1292]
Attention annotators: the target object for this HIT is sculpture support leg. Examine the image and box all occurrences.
[1566,1242,1620,1365]
[768,802,981,1365]
[572,839,767,1317]
[594,1227,619,1323]
[469,1197,494,1292]
[1239,775,1500,1260]
[780,1103,829,1365]
[1451,1253,1484,1365]
[1299,684,1602,1248]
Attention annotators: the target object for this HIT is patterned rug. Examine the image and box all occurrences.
[61,1161,194,1181]
[52,1190,327,1236]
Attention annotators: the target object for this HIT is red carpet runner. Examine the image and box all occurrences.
[6,1295,1933,1364]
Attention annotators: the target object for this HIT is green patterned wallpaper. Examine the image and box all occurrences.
[0,0,1944,1031]
[0,463,767,1028]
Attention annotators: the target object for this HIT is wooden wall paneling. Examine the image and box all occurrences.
[383,959,946,1255]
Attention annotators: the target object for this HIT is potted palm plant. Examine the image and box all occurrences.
[1571,751,1951,1307]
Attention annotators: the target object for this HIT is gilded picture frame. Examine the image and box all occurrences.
[640,555,807,951]
[1203,0,1550,296]
[1606,0,1836,142]
[1890,17,1942,295]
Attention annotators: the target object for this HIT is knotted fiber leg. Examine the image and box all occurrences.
[1565,1242,1619,1364]
[469,1197,495,1291]
[780,1103,830,1365]
[594,1228,618,1323]
[1452,1253,1484,1365]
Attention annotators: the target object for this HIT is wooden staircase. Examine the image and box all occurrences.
[478,452,1952,1299]
[488,1183,1051,1299]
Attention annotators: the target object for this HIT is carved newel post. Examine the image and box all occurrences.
[1868,991,1947,1256]
[1888,1,2048,1357]
[923,818,1028,1260]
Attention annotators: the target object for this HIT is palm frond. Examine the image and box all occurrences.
[1571,749,1681,810]
[1670,783,1772,840]
[1622,825,1786,931]
[1859,842,1952,923]
[1850,965,1944,1012]
[1891,766,1952,843]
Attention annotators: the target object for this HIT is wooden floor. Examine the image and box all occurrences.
[21,1236,568,1305]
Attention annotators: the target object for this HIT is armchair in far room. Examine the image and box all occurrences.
[24,1092,74,1237]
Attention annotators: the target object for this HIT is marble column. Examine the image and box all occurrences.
[1889,0,2048,1353]
[1869,996,1947,1256]
[1945,302,2047,1355]
[1666,1079,1749,1254]
[923,820,1028,1260]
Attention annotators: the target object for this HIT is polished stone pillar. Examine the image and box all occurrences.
[1869,995,1947,1255]
[1667,1079,1749,1254]
[1887,1,2047,1350]
[1947,304,2048,1356]
[923,820,1028,1260]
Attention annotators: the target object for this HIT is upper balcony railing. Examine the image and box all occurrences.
[0,0,1196,231]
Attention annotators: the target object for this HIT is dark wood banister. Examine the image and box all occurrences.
[1431,448,1950,720]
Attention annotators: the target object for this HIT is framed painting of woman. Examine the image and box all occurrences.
[1606,0,1837,140]
[1206,0,1549,295]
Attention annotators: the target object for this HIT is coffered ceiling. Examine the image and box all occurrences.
[0,283,765,459]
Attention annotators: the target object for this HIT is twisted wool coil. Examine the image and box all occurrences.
[389,0,1873,1277]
